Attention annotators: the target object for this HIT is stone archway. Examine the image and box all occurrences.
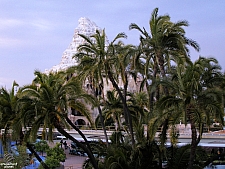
[75,119,86,128]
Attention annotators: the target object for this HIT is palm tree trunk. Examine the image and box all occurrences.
[123,73,129,124]
[157,53,166,78]
[123,73,128,101]
[54,121,99,169]
[157,53,170,168]
[97,106,109,146]
[26,142,50,169]
[154,141,162,169]
[188,113,198,169]
[149,58,158,112]
[157,52,169,95]
[107,70,135,146]
[88,80,109,146]
[19,128,24,145]
[92,86,109,146]
[160,119,169,146]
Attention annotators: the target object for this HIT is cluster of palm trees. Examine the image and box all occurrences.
[0,8,224,169]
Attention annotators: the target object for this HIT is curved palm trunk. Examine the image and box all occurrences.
[54,120,99,169]
[123,73,128,103]
[26,142,50,169]
[151,58,159,101]
[19,128,24,145]
[156,53,171,164]
[116,115,122,131]
[92,86,109,146]
[160,119,169,145]
[122,73,131,132]
[97,106,109,146]
[107,70,135,146]
[65,116,92,151]
[88,80,109,146]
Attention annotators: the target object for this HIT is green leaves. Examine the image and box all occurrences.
[34,140,49,155]
[38,144,66,169]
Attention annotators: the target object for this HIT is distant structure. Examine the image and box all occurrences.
[45,17,101,73]
[46,17,142,129]
[45,17,104,128]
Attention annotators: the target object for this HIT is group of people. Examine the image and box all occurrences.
[60,139,68,149]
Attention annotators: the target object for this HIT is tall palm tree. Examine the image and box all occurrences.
[129,7,199,111]
[129,8,200,159]
[74,29,136,145]
[130,7,199,81]
[154,57,224,169]
[17,71,99,169]
[73,30,110,145]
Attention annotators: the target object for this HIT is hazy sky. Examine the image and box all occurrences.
[0,1,225,89]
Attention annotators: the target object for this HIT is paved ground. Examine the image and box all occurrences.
[63,153,86,169]
[51,140,87,169]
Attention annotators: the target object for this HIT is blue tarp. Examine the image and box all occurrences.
[0,139,3,158]
[11,145,32,156]
[10,141,16,146]
[23,156,45,169]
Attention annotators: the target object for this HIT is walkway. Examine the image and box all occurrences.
[51,140,86,169]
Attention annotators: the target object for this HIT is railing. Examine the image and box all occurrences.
[64,166,82,169]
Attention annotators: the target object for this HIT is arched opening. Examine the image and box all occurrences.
[75,119,86,128]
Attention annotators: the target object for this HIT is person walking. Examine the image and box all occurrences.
[60,139,63,148]
[63,141,68,149]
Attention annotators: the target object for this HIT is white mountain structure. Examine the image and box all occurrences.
[44,17,104,126]
[45,17,142,127]
[45,17,101,73]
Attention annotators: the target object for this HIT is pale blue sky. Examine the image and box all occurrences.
[0,1,225,89]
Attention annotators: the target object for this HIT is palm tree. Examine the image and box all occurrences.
[73,30,110,145]
[91,133,161,169]
[0,82,43,168]
[126,92,149,144]
[18,71,99,169]
[130,7,199,80]
[102,90,124,131]
[154,57,224,169]
[166,144,208,169]
[0,81,24,146]
[74,29,136,145]
[129,8,200,163]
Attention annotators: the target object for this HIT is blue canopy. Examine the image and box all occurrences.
[23,156,45,169]
[0,139,3,158]
[11,145,32,156]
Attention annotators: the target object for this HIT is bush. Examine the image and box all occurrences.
[38,143,66,169]
[35,140,49,156]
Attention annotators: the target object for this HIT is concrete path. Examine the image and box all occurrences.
[51,140,87,169]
